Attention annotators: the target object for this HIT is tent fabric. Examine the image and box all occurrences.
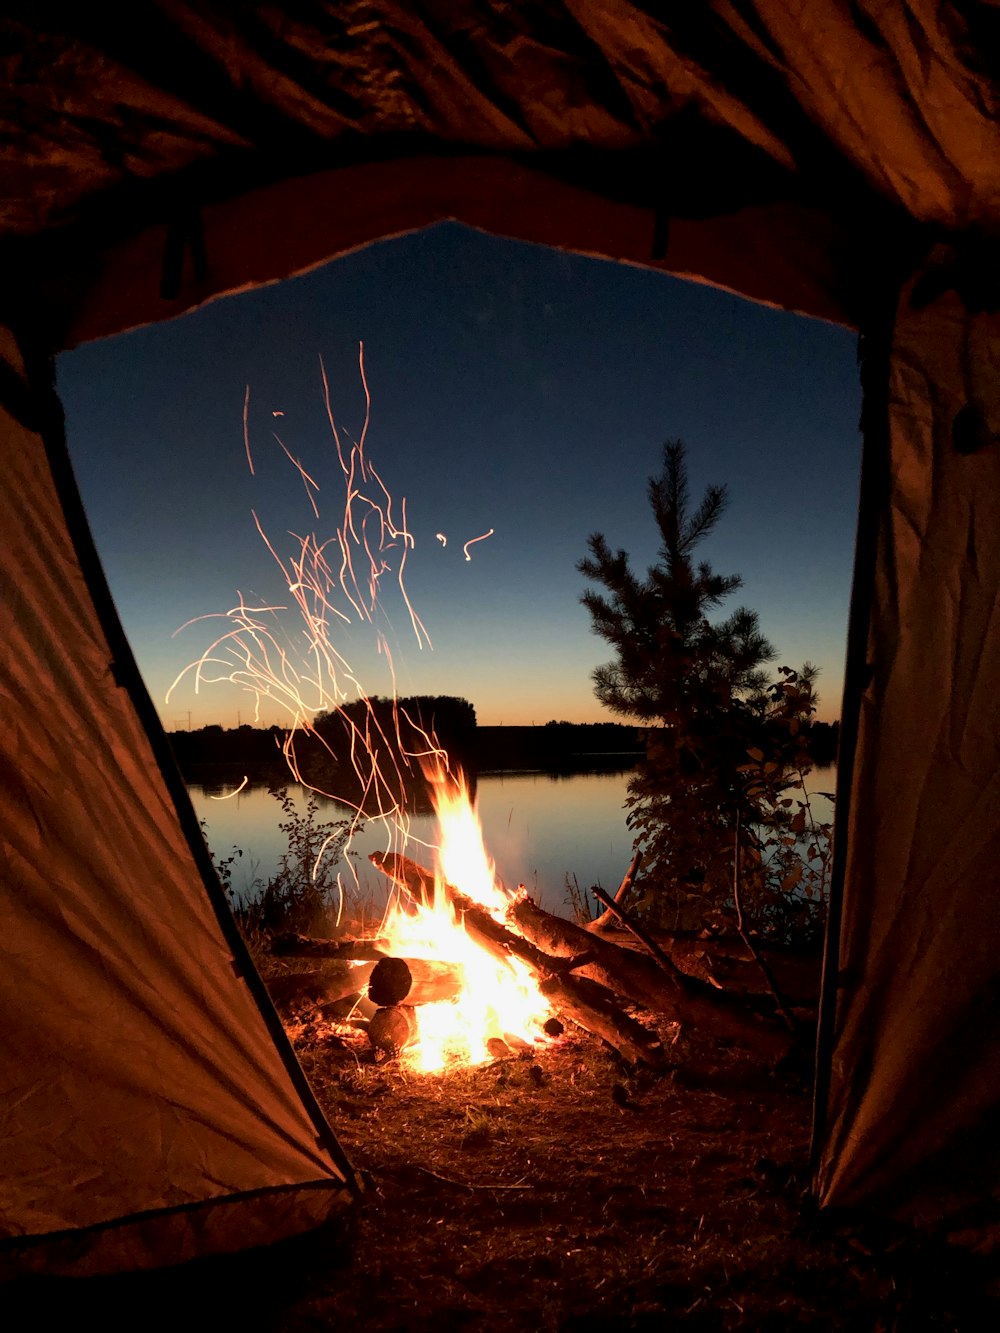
[0,323,357,1276]
[1,0,999,1246]
[815,248,1000,1222]
[5,2,997,350]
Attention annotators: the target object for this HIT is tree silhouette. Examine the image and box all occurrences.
[579,441,812,927]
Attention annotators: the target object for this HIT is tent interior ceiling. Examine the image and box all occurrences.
[4,3,997,344]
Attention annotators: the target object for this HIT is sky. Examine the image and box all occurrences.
[56,223,861,731]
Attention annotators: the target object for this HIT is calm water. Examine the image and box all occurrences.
[189,770,637,917]
[190,766,835,920]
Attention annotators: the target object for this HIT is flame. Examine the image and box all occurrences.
[382,766,551,1073]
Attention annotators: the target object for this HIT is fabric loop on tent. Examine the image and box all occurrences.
[160,204,208,301]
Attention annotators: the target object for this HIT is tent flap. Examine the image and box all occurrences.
[816,245,1000,1223]
[0,321,355,1275]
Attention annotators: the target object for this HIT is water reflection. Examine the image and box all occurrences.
[191,765,834,922]
[189,770,636,917]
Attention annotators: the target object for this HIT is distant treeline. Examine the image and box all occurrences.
[169,696,477,799]
[169,696,838,788]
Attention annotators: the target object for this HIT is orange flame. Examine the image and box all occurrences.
[382,766,551,1073]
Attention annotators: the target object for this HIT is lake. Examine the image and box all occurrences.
[190,765,836,923]
[189,770,639,919]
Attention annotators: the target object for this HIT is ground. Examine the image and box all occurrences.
[4,943,998,1331]
[276,985,993,1332]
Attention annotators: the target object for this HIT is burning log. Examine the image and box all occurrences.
[369,851,552,971]
[368,852,435,906]
[368,1005,417,1056]
[369,851,667,1070]
[271,932,390,959]
[508,896,790,1062]
[265,956,464,1013]
[368,956,466,1007]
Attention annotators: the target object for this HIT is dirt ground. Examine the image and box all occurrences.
[276,977,996,1332]
[5,942,999,1331]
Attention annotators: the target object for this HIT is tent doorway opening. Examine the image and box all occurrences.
[56,216,857,989]
[58,223,859,743]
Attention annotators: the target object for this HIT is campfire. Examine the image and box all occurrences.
[184,354,794,1075]
[272,762,792,1074]
[368,766,554,1073]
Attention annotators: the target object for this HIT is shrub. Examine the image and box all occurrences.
[216,787,355,939]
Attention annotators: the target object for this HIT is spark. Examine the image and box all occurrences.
[273,433,321,518]
[243,385,254,475]
[209,776,249,800]
[436,533,447,546]
[463,528,495,561]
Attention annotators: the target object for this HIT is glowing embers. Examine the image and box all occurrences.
[376,768,551,1074]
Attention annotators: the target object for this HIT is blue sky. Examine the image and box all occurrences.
[57,223,861,729]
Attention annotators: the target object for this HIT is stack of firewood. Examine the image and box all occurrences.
[270,850,793,1069]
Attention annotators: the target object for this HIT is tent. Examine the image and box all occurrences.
[2,2,998,1273]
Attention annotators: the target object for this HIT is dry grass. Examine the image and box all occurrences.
[268,972,999,1332]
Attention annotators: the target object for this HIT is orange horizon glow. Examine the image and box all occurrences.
[161,696,842,733]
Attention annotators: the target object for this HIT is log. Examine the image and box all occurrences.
[370,851,551,969]
[266,956,464,1012]
[538,972,666,1069]
[369,851,666,1069]
[271,932,390,959]
[368,1005,417,1056]
[508,896,790,1062]
[368,956,466,1007]
[368,851,435,906]
[590,884,690,983]
[265,961,375,1011]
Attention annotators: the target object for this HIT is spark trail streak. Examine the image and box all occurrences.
[171,351,549,1070]
[463,528,494,561]
[169,346,441,902]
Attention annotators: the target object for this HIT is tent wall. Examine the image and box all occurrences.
[815,248,1000,1222]
[7,4,915,348]
[0,321,356,1276]
[7,3,997,354]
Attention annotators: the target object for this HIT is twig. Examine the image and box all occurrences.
[587,850,642,932]
[589,884,687,983]
[385,1163,532,1191]
[732,813,799,1034]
